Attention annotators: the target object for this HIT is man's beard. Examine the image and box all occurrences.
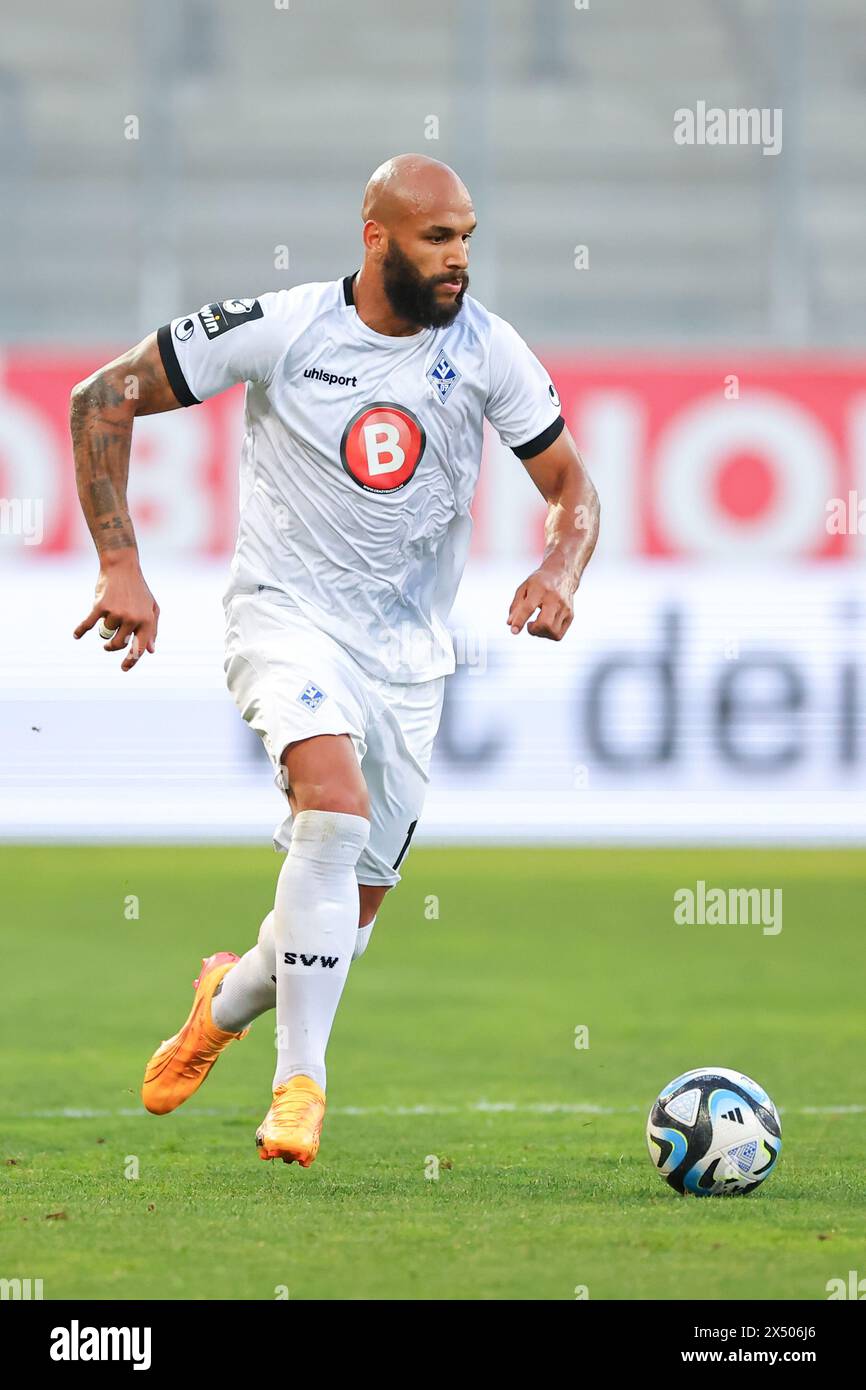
[382,241,467,329]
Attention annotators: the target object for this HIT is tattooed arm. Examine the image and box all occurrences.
[71,333,180,671]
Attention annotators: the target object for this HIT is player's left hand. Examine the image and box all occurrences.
[507,567,574,640]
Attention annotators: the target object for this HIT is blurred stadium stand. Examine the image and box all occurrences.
[1,0,864,348]
[2,1,865,846]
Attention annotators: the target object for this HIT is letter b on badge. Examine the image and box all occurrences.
[340,402,426,492]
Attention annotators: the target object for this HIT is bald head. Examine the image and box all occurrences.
[356,154,475,331]
[362,154,472,228]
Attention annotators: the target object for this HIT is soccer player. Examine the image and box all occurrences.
[70,155,599,1167]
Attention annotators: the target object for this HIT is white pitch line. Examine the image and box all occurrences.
[9,1102,866,1120]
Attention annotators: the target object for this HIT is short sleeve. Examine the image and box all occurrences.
[484,313,564,459]
[156,293,290,405]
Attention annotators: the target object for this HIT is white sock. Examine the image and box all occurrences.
[211,911,278,1032]
[212,911,377,1032]
[273,810,370,1092]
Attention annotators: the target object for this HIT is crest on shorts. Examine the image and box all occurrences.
[297,681,327,712]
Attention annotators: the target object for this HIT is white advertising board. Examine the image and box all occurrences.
[1,560,863,844]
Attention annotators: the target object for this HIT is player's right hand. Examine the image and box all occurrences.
[74,558,160,672]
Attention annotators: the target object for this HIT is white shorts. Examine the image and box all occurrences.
[224,589,446,887]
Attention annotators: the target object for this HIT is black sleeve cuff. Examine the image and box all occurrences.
[157,324,201,407]
[511,414,565,460]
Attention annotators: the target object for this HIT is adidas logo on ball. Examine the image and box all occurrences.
[721,1106,745,1124]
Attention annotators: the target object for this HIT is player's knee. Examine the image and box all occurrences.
[289,808,371,866]
[292,783,370,819]
[280,756,369,817]
[280,739,369,820]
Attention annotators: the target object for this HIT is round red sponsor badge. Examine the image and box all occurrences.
[340,402,426,492]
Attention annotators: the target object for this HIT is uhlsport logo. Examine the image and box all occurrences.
[340,401,426,492]
[304,364,358,388]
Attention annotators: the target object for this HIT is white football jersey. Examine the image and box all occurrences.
[158,274,564,682]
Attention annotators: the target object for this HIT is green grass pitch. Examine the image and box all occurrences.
[1,846,864,1301]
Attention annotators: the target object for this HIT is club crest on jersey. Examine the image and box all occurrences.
[297,681,327,712]
[427,350,461,403]
[197,298,263,339]
[340,401,426,493]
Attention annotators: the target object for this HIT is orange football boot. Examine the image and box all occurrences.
[255,1075,326,1167]
[142,952,248,1115]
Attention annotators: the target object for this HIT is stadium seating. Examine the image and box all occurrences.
[2,0,863,346]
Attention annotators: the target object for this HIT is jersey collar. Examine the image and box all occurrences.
[341,270,436,348]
